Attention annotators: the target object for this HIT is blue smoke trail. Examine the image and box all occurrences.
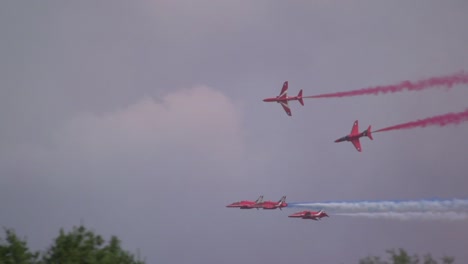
[288,198,468,213]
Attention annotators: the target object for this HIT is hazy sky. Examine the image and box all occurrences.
[1,1,468,263]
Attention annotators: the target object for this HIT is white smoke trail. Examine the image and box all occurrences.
[289,199,468,213]
[335,212,468,221]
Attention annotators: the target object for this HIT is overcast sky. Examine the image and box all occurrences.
[1,1,468,263]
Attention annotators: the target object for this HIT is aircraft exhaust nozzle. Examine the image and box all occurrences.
[367,125,373,140]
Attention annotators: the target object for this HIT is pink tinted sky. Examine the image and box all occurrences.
[1,1,468,263]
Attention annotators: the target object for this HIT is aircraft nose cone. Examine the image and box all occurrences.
[262,99,267,102]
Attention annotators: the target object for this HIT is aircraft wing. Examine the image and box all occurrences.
[351,139,362,152]
[279,101,292,116]
[350,120,359,136]
[279,81,288,98]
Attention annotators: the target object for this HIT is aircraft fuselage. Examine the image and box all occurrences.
[334,131,368,143]
[252,203,288,210]
[288,211,329,220]
[262,96,300,102]
[226,202,256,209]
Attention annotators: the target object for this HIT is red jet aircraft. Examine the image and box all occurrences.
[334,120,373,152]
[226,195,264,209]
[253,196,287,210]
[288,210,329,221]
[263,81,304,116]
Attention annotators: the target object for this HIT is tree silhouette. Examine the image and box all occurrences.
[0,228,40,264]
[0,226,145,264]
[359,248,455,264]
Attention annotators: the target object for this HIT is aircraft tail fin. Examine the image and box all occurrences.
[255,195,264,204]
[367,125,373,140]
[297,90,304,105]
[277,196,286,210]
[277,196,286,205]
[318,210,329,218]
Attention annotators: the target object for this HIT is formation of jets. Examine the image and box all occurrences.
[226,196,287,210]
[227,82,378,222]
[263,81,375,152]
[227,196,328,221]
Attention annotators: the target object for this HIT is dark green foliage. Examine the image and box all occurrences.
[359,248,455,264]
[0,226,144,264]
[440,256,455,264]
[0,228,39,264]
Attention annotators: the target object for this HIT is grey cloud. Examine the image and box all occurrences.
[1,86,250,261]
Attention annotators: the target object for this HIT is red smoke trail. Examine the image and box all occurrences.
[305,72,468,98]
[373,109,468,133]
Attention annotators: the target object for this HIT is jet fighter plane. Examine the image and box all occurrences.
[252,196,287,210]
[334,120,373,152]
[263,81,304,116]
[288,210,329,221]
[226,195,264,209]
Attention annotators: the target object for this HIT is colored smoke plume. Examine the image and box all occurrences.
[288,199,468,213]
[374,109,468,133]
[335,212,468,221]
[305,71,468,98]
